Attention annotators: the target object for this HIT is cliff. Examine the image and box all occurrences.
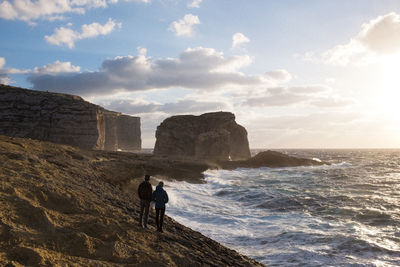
[0,135,263,266]
[0,85,141,151]
[154,112,251,161]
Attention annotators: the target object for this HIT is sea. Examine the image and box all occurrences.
[166,149,400,266]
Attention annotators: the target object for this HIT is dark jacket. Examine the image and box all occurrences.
[138,181,153,201]
[152,185,169,209]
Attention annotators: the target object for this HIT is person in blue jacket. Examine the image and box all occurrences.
[152,181,169,232]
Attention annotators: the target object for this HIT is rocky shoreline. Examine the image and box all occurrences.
[0,135,263,266]
[0,133,327,266]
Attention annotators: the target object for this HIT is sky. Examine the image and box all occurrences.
[1,0,400,148]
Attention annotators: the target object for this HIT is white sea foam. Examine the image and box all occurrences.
[166,150,400,266]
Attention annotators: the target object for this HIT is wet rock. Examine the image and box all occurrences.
[218,150,328,169]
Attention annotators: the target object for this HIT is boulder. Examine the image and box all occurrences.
[154,112,251,161]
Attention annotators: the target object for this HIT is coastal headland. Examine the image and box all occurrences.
[0,85,326,266]
[0,135,264,266]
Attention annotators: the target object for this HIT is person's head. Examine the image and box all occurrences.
[158,181,164,187]
[144,175,150,181]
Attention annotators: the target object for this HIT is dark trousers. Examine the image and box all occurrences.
[139,199,150,227]
[155,208,165,230]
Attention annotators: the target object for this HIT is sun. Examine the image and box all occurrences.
[378,53,400,121]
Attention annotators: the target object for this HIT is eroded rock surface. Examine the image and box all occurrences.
[154,112,251,161]
[0,85,141,151]
[0,135,263,267]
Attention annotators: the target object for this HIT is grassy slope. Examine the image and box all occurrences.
[0,135,262,266]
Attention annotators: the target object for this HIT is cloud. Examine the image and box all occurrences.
[232,32,250,48]
[0,0,148,23]
[188,0,202,8]
[45,18,121,48]
[243,111,366,148]
[309,97,355,108]
[102,97,231,115]
[29,46,262,96]
[33,60,81,74]
[242,85,332,107]
[159,99,231,114]
[169,14,200,37]
[0,57,5,69]
[249,112,363,131]
[0,57,30,84]
[265,69,292,84]
[308,12,400,65]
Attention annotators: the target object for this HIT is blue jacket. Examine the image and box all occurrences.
[152,185,169,209]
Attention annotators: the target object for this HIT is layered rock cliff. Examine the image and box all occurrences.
[154,112,251,161]
[0,85,141,151]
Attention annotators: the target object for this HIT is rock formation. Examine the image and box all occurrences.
[0,135,263,266]
[154,112,251,161]
[0,84,141,151]
[217,150,328,169]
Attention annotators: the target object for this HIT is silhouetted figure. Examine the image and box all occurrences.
[138,174,153,229]
[152,181,169,232]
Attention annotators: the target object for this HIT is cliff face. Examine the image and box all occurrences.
[154,112,251,161]
[0,85,141,151]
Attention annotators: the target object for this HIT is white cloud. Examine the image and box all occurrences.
[242,85,336,107]
[45,18,121,48]
[310,97,355,108]
[29,46,262,96]
[232,32,250,48]
[33,60,81,74]
[102,97,231,115]
[0,57,30,84]
[265,69,292,84]
[244,111,367,148]
[169,14,200,37]
[0,57,5,69]
[309,12,400,65]
[0,0,148,23]
[188,0,202,8]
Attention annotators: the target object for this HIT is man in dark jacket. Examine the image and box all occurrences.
[152,181,169,232]
[138,174,153,228]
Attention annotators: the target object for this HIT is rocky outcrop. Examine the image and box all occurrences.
[154,112,251,161]
[0,84,141,151]
[218,150,328,169]
[103,111,141,151]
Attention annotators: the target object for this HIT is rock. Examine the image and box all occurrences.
[218,150,328,169]
[0,135,263,267]
[154,112,251,161]
[0,85,141,151]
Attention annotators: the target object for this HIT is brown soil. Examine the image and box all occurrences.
[0,135,263,266]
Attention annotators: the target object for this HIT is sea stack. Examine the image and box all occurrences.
[154,111,251,161]
[0,85,141,151]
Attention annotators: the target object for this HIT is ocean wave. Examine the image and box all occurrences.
[166,150,400,266]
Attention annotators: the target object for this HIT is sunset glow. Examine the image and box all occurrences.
[1,0,400,148]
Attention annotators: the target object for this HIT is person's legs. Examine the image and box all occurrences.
[139,199,145,226]
[143,200,150,227]
[155,208,160,230]
[159,208,165,232]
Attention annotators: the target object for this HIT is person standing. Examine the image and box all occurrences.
[138,174,153,229]
[152,181,169,233]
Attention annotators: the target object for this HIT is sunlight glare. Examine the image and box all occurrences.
[378,53,400,121]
